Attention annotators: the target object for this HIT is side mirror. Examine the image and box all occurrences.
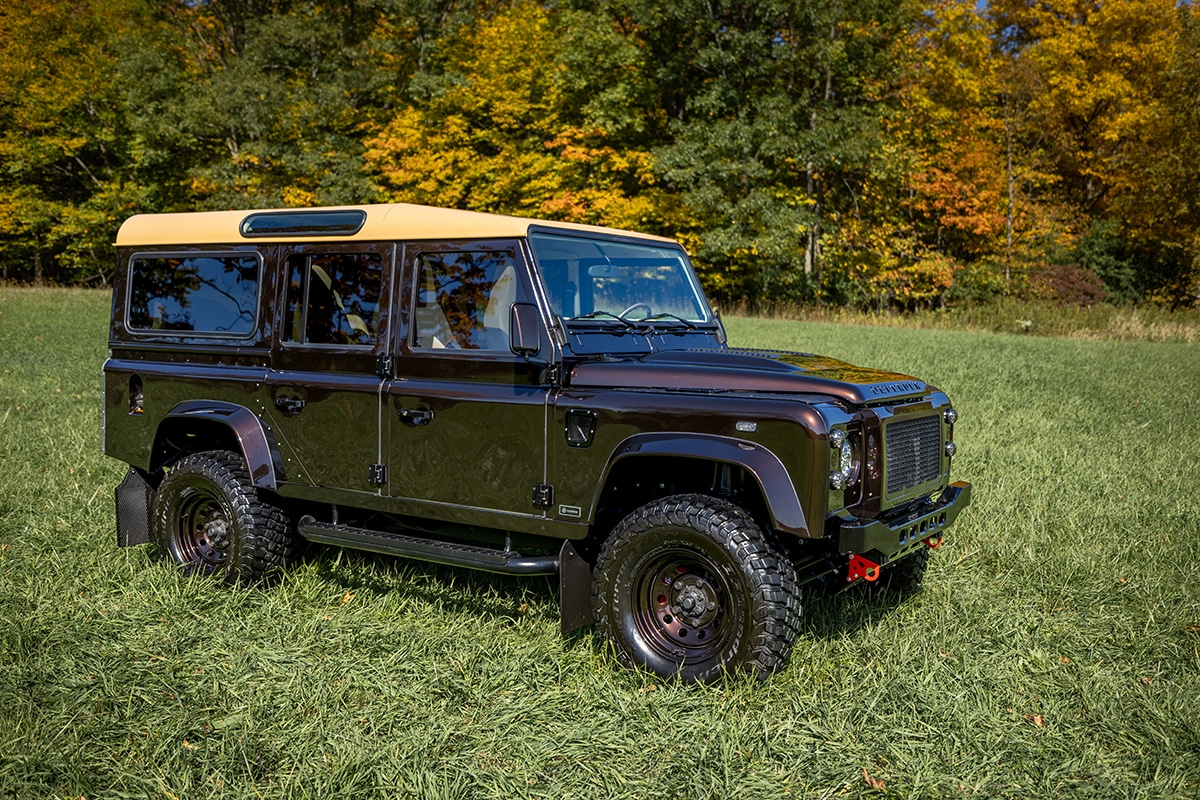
[509,303,541,356]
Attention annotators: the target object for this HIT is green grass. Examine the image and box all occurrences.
[1,288,1199,799]
[725,298,1200,344]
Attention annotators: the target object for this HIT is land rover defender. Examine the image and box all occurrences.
[104,203,971,682]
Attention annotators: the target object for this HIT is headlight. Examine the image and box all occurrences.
[944,407,958,425]
[829,429,858,490]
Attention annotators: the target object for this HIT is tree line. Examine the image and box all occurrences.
[1,0,1197,308]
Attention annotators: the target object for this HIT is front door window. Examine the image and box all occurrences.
[413,250,525,351]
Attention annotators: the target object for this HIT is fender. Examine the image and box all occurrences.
[159,400,285,490]
[596,432,809,537]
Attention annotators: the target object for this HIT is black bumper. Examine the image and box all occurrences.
[837,481,972,557]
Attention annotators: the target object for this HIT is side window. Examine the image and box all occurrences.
[284,252,383,346]
[413,250,526,350]
[128,254,259,335]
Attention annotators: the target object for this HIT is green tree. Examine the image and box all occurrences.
[596,0,921,305]
[988,0,1198,303]
[127,0,391,211]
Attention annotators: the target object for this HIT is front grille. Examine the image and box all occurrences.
[885,414,941,495]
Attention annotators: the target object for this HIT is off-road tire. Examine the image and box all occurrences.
[872,547,930,597]
[152,450,293,585]
[592,494,801,683]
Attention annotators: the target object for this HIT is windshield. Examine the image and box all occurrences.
[529,233,712,325]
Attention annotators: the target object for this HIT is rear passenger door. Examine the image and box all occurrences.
[266,243,393,494]
[386,240,552,525]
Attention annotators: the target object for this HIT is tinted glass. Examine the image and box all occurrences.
[285,253,383,346]
[128,255,259,334]
[241,210,366,237]
[413,251,525,350]
[529,234,709,323]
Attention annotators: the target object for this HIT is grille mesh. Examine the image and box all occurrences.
[886,414,941,495]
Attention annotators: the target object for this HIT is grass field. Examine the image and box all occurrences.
[1,287,1198,799]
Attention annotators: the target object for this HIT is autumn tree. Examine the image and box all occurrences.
[0,0,141,283]
[364,2,661,232]
[988,0,1198,302]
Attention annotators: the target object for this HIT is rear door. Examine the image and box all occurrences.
[265,243,393,493]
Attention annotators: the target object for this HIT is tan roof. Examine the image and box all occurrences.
[116,203,674,247]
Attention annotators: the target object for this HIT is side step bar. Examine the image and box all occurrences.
[297,519,560,576]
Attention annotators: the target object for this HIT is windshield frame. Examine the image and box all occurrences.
[526,227,716,331]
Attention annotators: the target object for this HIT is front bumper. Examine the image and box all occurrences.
[836,481,972,557]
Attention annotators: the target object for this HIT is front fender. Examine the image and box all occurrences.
[159,400,284,490]
[597,432,809,537]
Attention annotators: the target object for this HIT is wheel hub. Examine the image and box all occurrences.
[197,515,230,561]
[638,556,729,654]
[672,575,719,628]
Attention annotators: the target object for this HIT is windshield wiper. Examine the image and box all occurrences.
[570,310,636,329]
[641,312,697,330]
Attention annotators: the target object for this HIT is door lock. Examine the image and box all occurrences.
[273,396,306,414]
[397,406,434,425]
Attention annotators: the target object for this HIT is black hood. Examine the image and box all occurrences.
[568,347,928,405]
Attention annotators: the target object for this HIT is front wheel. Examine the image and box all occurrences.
[151,450,293,585]
[592,495,801,683]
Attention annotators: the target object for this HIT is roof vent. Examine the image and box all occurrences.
[240,210,367,238]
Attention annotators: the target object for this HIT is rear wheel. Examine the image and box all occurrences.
[152,450,293,585]
[593,494,801,683]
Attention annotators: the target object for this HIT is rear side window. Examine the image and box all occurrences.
[128,254,260,335]
[284,252,383,346]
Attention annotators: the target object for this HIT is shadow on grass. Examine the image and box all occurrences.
[800,579,913,640]
[299,543,560,625]
[296,542,914,647]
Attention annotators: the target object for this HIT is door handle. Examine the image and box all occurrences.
[398,406,434,425]
[273,396,306,414]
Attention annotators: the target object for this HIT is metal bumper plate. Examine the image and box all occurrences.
[837,481,972,557]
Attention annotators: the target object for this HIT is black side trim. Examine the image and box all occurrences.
[298,520,559,575]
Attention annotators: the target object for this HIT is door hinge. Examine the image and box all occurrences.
[376,354,395,380]
[531,483,554,508]
[368,464,388,486]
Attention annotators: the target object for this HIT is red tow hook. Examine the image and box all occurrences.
[925,534,943,549]
[848,554,882,583]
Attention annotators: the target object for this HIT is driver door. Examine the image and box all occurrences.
[386,240,553,526]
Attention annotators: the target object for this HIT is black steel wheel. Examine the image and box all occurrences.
[593,494,801,683]
[152,450,293,585]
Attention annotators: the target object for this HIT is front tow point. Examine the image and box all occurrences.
[848,554,882,583]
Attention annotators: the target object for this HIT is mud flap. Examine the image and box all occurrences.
[115,467,154,547]
[559,540,593,634]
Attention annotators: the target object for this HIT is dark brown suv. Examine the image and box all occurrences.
[104,203,971,682]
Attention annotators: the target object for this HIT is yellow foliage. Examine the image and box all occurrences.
[282,187,319,208]
[364,1,662,233]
